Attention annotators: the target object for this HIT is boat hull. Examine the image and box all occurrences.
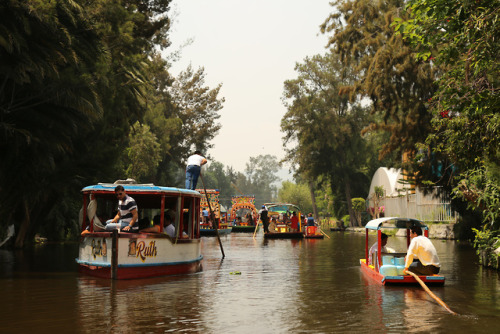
[305,234,324,239]
[231,225,257,233]
[76,232,203,280]
[264,232,304,239]
[360,259,445,285]
[200,228,232,236]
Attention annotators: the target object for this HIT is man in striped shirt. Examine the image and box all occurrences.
[105,185,139,232]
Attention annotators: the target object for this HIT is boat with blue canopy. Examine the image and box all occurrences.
[76,182,203,279]
[360,217,445,285]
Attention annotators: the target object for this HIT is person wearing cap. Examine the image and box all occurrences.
[258,205,269,233]
[185,150,207,190]
[290,211,299,232]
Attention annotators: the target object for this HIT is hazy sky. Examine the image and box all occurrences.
[168,0,334,176]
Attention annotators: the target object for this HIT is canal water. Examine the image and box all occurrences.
[0,232,498,333]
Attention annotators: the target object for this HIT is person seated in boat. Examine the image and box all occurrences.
[306,213,315,226]
[202,208,209,224]
[269,217,277,232]
[140,211,176,237]
[404,225,441,275]
[290,211,299,232]
[368,233,389,266]
[245,212,254,226]
[103,185,139,232]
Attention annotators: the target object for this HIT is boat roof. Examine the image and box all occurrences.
[365,217,428,230]
[82,183,201,196]
[265,203,301,211]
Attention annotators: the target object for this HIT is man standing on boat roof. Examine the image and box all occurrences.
[105,185,139,232]
[185,150,208,190]
[404,225,440,275]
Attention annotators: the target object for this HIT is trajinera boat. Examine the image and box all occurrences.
[360,217,445,285]
[76,182,203,279]
[230,195,259,233]
[197,188,231,236]
[264,203,304,239]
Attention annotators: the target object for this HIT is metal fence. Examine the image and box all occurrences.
[382,187,458,223]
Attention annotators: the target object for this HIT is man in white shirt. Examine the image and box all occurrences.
[368,233,388,265]
[185,150,208,190]
[404,225,441,275]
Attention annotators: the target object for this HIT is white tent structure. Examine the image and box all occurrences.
[367,167,457,222]
[368,167,406,198]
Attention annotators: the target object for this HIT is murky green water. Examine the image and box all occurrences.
[0,232,498,333]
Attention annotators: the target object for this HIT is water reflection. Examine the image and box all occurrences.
[77,275,205,332]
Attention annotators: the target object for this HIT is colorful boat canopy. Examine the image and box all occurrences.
[82,183,201,196]
[265,203,301,213]
[364,217,428,230]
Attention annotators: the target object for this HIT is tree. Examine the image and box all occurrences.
[394,0,500,228]
[321,0,437,165]
[368,186,385,219]
[282,51,376,227]
[125,122,162,181]
[0,0,104,247]
[278,181,313,214]
[352,198,366,227]
[201,161,235,209]
[142,63,224,185]
[244,155,280,205]
[0,0,177,247]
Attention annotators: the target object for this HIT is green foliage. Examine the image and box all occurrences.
[321,0,437,161]
[278,181,313,214]
[395,0,500,232]
[125,122,162,181]
[341,215,351,226]
[243,155,280,204]
[472,227,500,267]
[281,51,377,225]
[351,198,366,212]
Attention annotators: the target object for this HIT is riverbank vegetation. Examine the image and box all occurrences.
[281,0,499,267]
[0,0,226,247]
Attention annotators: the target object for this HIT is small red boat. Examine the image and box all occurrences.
[360,217,445,285]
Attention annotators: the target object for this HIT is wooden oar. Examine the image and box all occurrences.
[319,227,330,239]
[252,219,259,239]
[406,271,456,315]
[200,174,225,259]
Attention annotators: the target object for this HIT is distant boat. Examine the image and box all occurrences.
[196,188,231,236]
[76,183,203,279]
[264,203,305,239]
[230,195,258,233]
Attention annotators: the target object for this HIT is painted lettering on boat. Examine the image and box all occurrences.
[91,239,106,259]
[136,240,158,262]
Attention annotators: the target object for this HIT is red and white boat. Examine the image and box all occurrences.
[76,183,203,279]
[360,217,445,285]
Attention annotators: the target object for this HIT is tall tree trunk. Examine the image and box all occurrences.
[15,199,31,248]
[344,177,358,227]
[308,180,319,221]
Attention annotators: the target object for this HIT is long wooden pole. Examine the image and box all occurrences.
[200,174,225,259]
[319,227,330,239]
[406,271,456,315]
[252,218,259,239]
